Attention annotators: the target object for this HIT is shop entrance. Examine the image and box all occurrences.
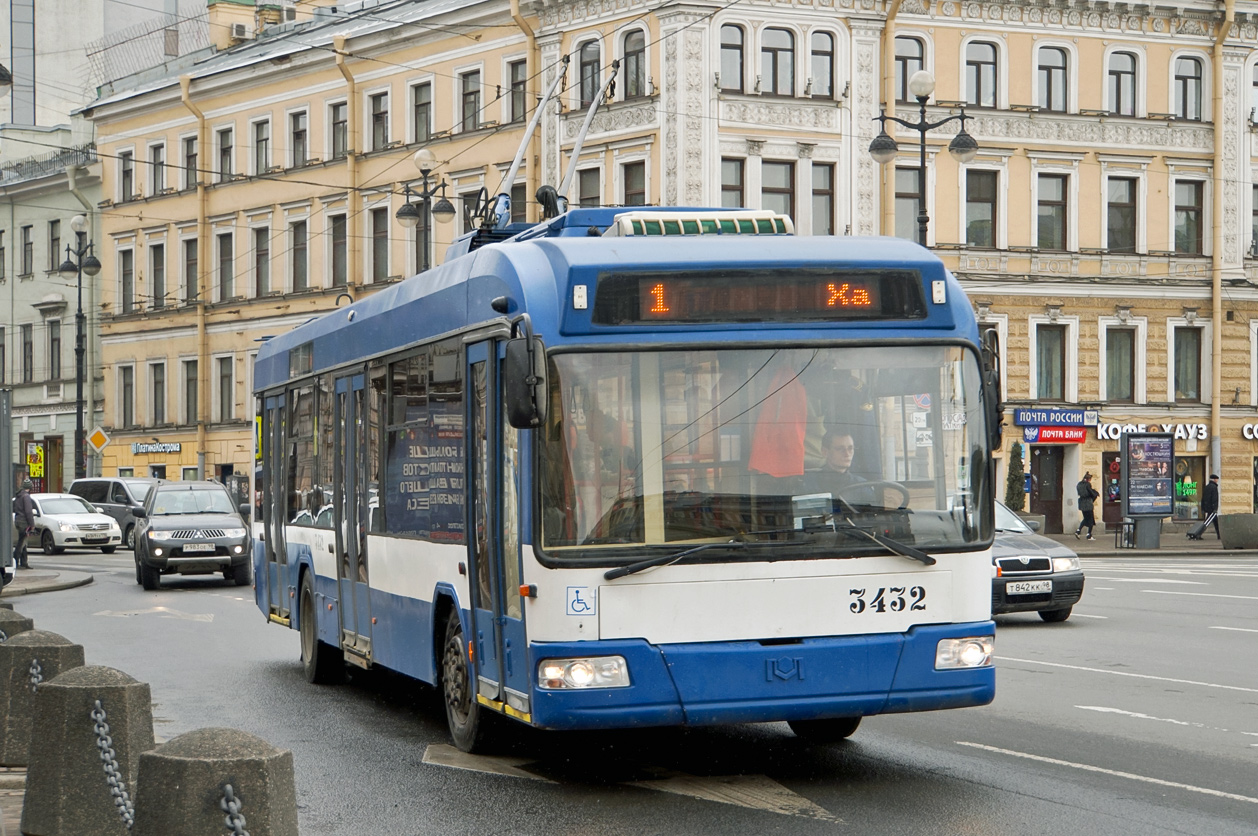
[1030,445,1064,533]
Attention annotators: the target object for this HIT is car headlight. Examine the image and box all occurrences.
[147,530,175,541]
[58,522,75,532]
[936,636,994,669]
[1052,556,1080,572]
[221,528,248,539]
[538,656,630,689]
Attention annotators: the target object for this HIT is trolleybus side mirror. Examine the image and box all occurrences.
[505,336,547,429]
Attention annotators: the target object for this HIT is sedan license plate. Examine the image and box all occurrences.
[1007,580,1052,595]
[182,543,215,553]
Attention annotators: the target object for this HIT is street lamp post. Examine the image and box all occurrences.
[58,214,101,480]
[869,70,979,246]
[395,148,456,272]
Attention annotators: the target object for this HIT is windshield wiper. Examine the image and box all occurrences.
[833,521,936,566]
[604,541,752,580]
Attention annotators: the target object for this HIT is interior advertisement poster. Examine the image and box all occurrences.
[1121,432,1175,517]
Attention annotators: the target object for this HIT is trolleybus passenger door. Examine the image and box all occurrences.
[263,393,289,621]
[467,341,529,712]
[334,372,373,664]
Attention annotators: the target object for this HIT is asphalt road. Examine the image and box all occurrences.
[7,552,1256,835]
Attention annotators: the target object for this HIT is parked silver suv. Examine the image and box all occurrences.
[68,477,163,551]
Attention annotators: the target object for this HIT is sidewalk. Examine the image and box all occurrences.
[1041,524,1250,558]
[0,567,93,600]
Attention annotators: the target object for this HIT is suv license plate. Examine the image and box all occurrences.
[1007,580,1052,595]
[182,543,215,553]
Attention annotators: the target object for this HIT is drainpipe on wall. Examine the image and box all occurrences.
[511,0,537,220]
[334,36,362,291]
[879,0,904,236]
[180,75,209,480]
[1211,0,1235,479]
[66,165,97,476]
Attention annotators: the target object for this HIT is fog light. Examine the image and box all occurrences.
[233,545,244,554]
[935,636,994,669]
[537,656,630,689]
[153,548,163,557]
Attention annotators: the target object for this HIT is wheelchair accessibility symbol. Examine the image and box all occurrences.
[566,587,596,616]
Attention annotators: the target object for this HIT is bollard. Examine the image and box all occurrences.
[132,728,298,836]
[0,611,34,643]
[20,666,155,836]
[0,631,85,767]
[1,601,13,609]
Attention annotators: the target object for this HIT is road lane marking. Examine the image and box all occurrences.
[956,742,1258,804]
[422,744,553,782]
[1210,626,1258,633]
[94,606,214,622]
[1086,578,1207,584]
[1071,614,1107,619]
[1076,706,1200,729]
[629,774,839,821]
[1142,590,1258,600]
[996,656,1258,694]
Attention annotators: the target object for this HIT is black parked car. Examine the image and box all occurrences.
[992,501,1085,622]
[133,481,252,590]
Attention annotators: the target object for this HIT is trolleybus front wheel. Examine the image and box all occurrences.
[787,716,862,743]
[300,573,345,685]
[442,611,494,753]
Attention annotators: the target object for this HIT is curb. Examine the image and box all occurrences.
[0,573,93,598]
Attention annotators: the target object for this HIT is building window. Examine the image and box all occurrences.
[966,41,997,108]
[183,137,197,189]
[721,158,744,208]
[290,111,307,167]
[810,32,833,99]
[623,32,646,99]
[330,215,347,287]
[1037,173,1068,250]
[218,356,234,422]
[254,228,270,296]
[120,365,135,427]
[120,249,135,313]
[47,319,60,380]
[1253,184,1258,256]
[48,220,59,271]
[761,160,795,218]
[1174,327,1202,401]
[895,167,921,241]
[1036,324,1066,400]
[217,128,233,180]
[151,362,166,425]
[578,169,601,207]
[371,207,388,283]
[370,92,389,150]
[151,243,166,309]
[150,144,166,193]
[120,151,134,200]
[325,102,346,160]
[966,170,998,248]
[253,119,270,173]
[720,25,744,93]
[461,71,481,132]
[1106,328,1135,402]
[812,163,834,235]
[412,83,432,142]
[579,42,601,107]
[217,232,234,300]
[20,226,31,275]
[1108,52,1136,116]
[1038,47,1068,112]
[623,161,646,205]
[508,61,528,121]
[0,328,5,384]
[1174,180,1204,255]
[1108,177,1137,253]
[20,324,32,383]
[511,182,527,224]
[0,230,6,279]
[1174,57,1203,121]
[291,220,308,291]
[761,28,794,96]
[895,37,924,103]
[183,359,198,424]
[183,239,198,304]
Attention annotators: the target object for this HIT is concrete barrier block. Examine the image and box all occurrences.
[1219,514,1258,549]
[0,611,34,643]
[132,728,298,836]
[0,631,85,767]
[20,666,155,836]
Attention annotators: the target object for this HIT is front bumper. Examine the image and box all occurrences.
[51,529,122,548]
[145,540,251,574]
[992,572,1085,614]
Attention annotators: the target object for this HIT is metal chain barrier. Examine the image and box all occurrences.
[220,784,250,835]
[28,658,42,693]
[0,628,7,643]
[91,699,136,831]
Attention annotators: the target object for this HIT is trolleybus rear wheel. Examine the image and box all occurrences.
[787,716,862,743]
[442,611,493,753]
[300,573,345,684]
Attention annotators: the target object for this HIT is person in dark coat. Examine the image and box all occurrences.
[1075,472,1100,540]
[12,479,35,569]
[1201,474,1221,539]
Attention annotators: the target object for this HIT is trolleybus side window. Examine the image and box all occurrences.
[287,384,315,525]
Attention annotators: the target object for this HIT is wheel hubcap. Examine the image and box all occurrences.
[443,635,470,721]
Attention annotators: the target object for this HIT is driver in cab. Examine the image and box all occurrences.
[807,430,875,510]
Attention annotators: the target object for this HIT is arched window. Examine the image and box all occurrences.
[1108,52,1136,116]
[810,32,833,98]
[720,25,744,93]
[895,36,924,103]
[1038,47,1068,112]
[1175,57,1203,121]
[579,41,601,107]
[623,30,646,99]
[761,28,794,96]
[965,42,997,108]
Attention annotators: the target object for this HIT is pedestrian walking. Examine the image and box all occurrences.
[12,478,35,568]
[1201,473,1221,539]
[1074,472,1099,540]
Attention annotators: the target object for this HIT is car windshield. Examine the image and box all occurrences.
[994,502,1032,533]
[151,489,236,515]
[40,497,98,515]
[123,480,156,502]
[539,345,991,559]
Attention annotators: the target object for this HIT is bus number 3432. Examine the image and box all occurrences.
[849,587,927,614]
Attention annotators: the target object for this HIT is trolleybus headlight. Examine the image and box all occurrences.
[537,656,630,689]
[1052,556,1080,572]
[935,636,994,670]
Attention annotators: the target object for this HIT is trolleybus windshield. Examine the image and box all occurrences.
[539,345,989,558]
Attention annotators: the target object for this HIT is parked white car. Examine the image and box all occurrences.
[29,493,123,555]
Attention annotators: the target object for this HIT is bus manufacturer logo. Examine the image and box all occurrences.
[766,657,804,682]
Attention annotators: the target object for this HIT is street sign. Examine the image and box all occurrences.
[88,426,111,453]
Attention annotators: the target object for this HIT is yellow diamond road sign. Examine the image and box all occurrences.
[87,427,110,453]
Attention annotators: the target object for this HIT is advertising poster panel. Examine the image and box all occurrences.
[1121,432,1174,517]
